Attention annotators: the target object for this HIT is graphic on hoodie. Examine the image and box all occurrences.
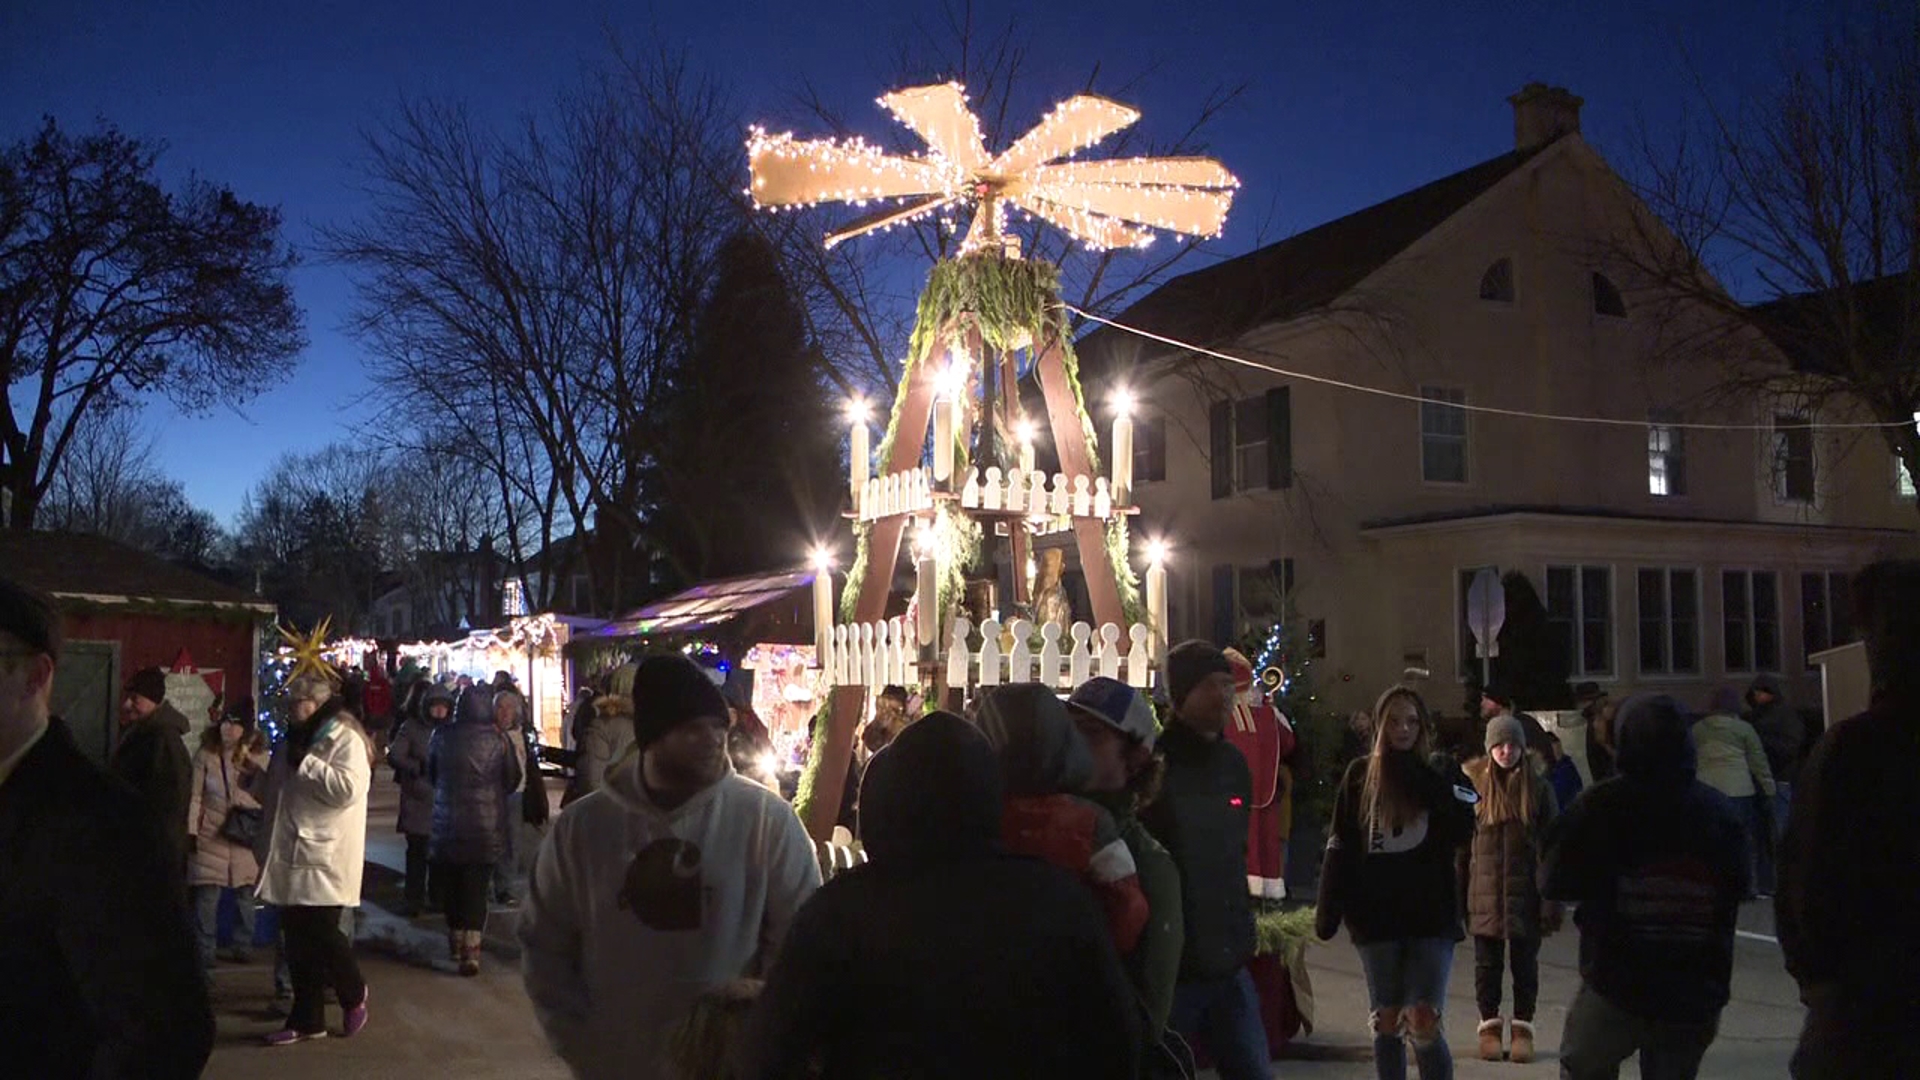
[617,837,705,931]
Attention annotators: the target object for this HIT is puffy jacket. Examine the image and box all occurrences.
[427,690,522,865]
[1139,721,1257,982]
[186,745,264,889]
[1541,695,1748,1023]
[975,684,1148,954]
[1461,757,1556,940]
[1691,713,1775,799]
[1092,790,1184,1035]
[387,687,449,835]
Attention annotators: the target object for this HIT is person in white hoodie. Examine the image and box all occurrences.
[519,654,820,1080]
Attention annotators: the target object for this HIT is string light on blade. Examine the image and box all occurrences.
[746,80,1239,255]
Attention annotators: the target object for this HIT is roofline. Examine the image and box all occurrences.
[1360,508,1914,542]
[48,589,278,614]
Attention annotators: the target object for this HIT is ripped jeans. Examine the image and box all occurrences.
[1355,937,1456,1080]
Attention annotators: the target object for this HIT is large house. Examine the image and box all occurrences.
[1078,84,1916,719]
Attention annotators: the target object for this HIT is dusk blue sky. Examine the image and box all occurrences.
[1,1,1838,525]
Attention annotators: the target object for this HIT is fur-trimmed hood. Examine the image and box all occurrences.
[593,694,635,720]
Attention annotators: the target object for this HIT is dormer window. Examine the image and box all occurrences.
[1479,258,1515,302]
[1592,271,1627,317]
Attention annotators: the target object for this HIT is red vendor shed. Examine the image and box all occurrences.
[0,530,277,764]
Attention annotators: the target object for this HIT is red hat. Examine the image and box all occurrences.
[1221,647,1255,692]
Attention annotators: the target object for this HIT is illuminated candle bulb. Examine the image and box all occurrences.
[847,399,870,512]
[810,549,834,666]
[1144,540,1169,662]
[933,396,953,484]
[1110,388,1135,507]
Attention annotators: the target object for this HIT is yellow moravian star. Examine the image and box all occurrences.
[277,617,339,683]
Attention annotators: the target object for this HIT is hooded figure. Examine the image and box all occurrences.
[974,684,1148,954]
[737,712,1142,1079]
[1744,673,1805,787]
[1779,560,1920,1079]
[1541,694,1748,1077]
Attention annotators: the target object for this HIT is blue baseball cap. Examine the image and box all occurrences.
[1066,676,1159,751]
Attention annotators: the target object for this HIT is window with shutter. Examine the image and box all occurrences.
[1209,401,1232,499]
[1266,387,1292,489]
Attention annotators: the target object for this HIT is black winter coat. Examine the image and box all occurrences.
[1540,701,1747,1024]
[427,713,522,864]
[1779,691,1920,1054]
[107,703,194,865]
[0,719,213,1078]
[739,712,1142,1080]
[1138,722,1256,982]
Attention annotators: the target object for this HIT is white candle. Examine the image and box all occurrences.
[813,565,833,664]
[849,415,869,512]
[933,397,954,483]
[916,556,937,647]
[1020,435,1036,476]
[1145,561,1167,660]
[1111,412,1134,507]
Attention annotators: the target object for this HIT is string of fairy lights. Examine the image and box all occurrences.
[746,80,1240,254]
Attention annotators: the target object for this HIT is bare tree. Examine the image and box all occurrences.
[36,407,230,563]
[0,117,304,528]
[1620,9,1919,517]
[329,54,743,609]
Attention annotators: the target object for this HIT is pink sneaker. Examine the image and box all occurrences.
[263,1028,327,1047]
[342,987,369,1038]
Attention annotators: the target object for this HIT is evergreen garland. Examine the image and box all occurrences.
[841,253,1139,627]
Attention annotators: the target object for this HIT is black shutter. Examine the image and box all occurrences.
[1211,564,1236,646]
[1266,386,1292,489]
[1209,400,1232,498]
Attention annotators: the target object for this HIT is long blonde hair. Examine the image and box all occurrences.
[1473,753,1541,828]
[1360,686,1435,836]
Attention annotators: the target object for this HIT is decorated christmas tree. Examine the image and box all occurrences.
[748,81,1240,837]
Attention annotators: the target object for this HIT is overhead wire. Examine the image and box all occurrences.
[1064,303,1913,433]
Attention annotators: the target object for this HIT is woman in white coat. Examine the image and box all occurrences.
[255,675,374,1046]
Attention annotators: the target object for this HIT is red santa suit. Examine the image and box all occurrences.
[1222,648,1296,900]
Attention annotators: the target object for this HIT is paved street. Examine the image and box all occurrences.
[205,773,1800,1078]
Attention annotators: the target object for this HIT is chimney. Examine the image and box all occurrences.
[1508,83,1583,150]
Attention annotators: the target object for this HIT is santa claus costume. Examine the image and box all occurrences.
[1221,648,1296,900]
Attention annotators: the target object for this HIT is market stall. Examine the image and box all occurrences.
[394,613,602,748]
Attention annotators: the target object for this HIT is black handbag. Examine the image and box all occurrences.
[216,755,264,847]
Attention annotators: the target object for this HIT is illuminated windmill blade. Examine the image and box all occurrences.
[824,193,959,249]
[878,82,989,172]
[1027,156,1239,190]
[747,135,951,208]
[1018,178,1234,238]
[1010,194,1155,250]
[989,94,1142,178]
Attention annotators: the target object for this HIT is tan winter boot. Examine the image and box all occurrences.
[1476,1018,1504,1061]
[1510,1019,1536,1064]
[458,930,482,977]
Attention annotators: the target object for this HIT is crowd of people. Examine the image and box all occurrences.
[0,560,1916,1078]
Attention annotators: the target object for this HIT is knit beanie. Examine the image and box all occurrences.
[1484,712,1527,753]
[631,654,730,749]
[1164,639,1232,709]
[125,666,169,707]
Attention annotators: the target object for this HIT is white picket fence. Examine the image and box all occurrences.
[821,614,1155,690]
[960,467,1117,518]
[855,468,935,522]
